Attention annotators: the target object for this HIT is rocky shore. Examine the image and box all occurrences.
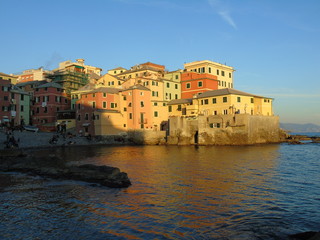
[0,130,131,188]
[0,153,131,188]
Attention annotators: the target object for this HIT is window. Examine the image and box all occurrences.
[175,75,179,80]
[175,94,178,99]
[154,102,158,106]
[4,96,8,101]
[251,98,254,103]
[214,110,217,115]
[103,101,107,108]
[128,102,132,107]
[140,101,144,107]
[93,93,96,97]
[154,111,158,117]
[223,97,227,103]
[212,98,217,104]
[204,99,208,105]
[209,67,211,73]
[129,113,132,119]
[21,95,24,101]
[166,82,170,88]
[186,83,191,89]
[123,96,127,100]
[140,92,144,96]
[168,106,172,112]
[57,107,60,112]
[85,113,89,120]
[229,73,232,78]
[177,105,181,111]
[175,84,178,89]
[124,107,127,111]
[20,105,24,112]
[217,70,220,75]
[65,98,68,104]
[198,81,203,87]
[77,115,81,121]
[111,103,117,108]
[223,109,228,115]
[237,97,241,103]
[202,67,205,73]
[92,102,96,108]
[163,103,166,106]
[44,107,48,113]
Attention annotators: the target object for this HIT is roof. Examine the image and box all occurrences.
[124,84,151,91]
[88,72,100,80]
[195,88,268,99]
[16,80,48,87]
[0,72,17,78]
[87,87,121,94]
[109,67,127,71]
[37,82,64,89]
[167,98,193,105]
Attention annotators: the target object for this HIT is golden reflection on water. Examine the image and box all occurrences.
[74,144,281,234]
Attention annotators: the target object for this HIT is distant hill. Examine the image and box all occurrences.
[280,123,320,132]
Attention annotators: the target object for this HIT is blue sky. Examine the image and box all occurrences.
[1,0,320,125]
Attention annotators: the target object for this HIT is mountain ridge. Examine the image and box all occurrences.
[280,123,320,132]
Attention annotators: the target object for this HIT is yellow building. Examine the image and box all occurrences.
[107,67,127,76]
[168,88,273,118]
[184,60,235,89]
[0,72,18,84]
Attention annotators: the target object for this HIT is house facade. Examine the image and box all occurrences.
[184,60,235,89]
[180,72,219,99]
[168,88,274,124]
[32,82,70,131]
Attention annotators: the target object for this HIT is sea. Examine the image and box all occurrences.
[0,133,319,240]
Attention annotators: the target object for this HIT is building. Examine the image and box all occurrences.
[48,62,89,94]
[180,72,219,99]
[17,68,50,83]
[108,67,127,76]
[10,86,31,126]
[75,87,124,136]
[0,72,18,85]
[184,60,235,89]
[168,88,273,122]
[0,79,12,126]
[32,82,70,131]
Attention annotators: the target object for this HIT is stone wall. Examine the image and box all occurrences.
[167,114,280,145]
[127,130,166,145]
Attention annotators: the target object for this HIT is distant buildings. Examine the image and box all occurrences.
[0,59,275,141]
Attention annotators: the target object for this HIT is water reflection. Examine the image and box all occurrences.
[2,143,320,239]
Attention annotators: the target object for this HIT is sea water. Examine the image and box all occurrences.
[1,137,319,239]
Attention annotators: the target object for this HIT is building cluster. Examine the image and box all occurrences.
[0,59,273,136]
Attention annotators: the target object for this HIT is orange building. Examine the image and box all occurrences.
[181,72,219,99]
[122,85,152,130]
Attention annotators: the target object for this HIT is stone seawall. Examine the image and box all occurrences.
[167,114,282,145]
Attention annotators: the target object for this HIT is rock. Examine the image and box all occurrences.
[0,157,131,188]
[289,140,305,145]
[289,231,320,240]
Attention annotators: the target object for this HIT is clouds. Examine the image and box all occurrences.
[208,0,237,29]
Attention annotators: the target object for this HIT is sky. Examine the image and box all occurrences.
[1,0,320,125]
